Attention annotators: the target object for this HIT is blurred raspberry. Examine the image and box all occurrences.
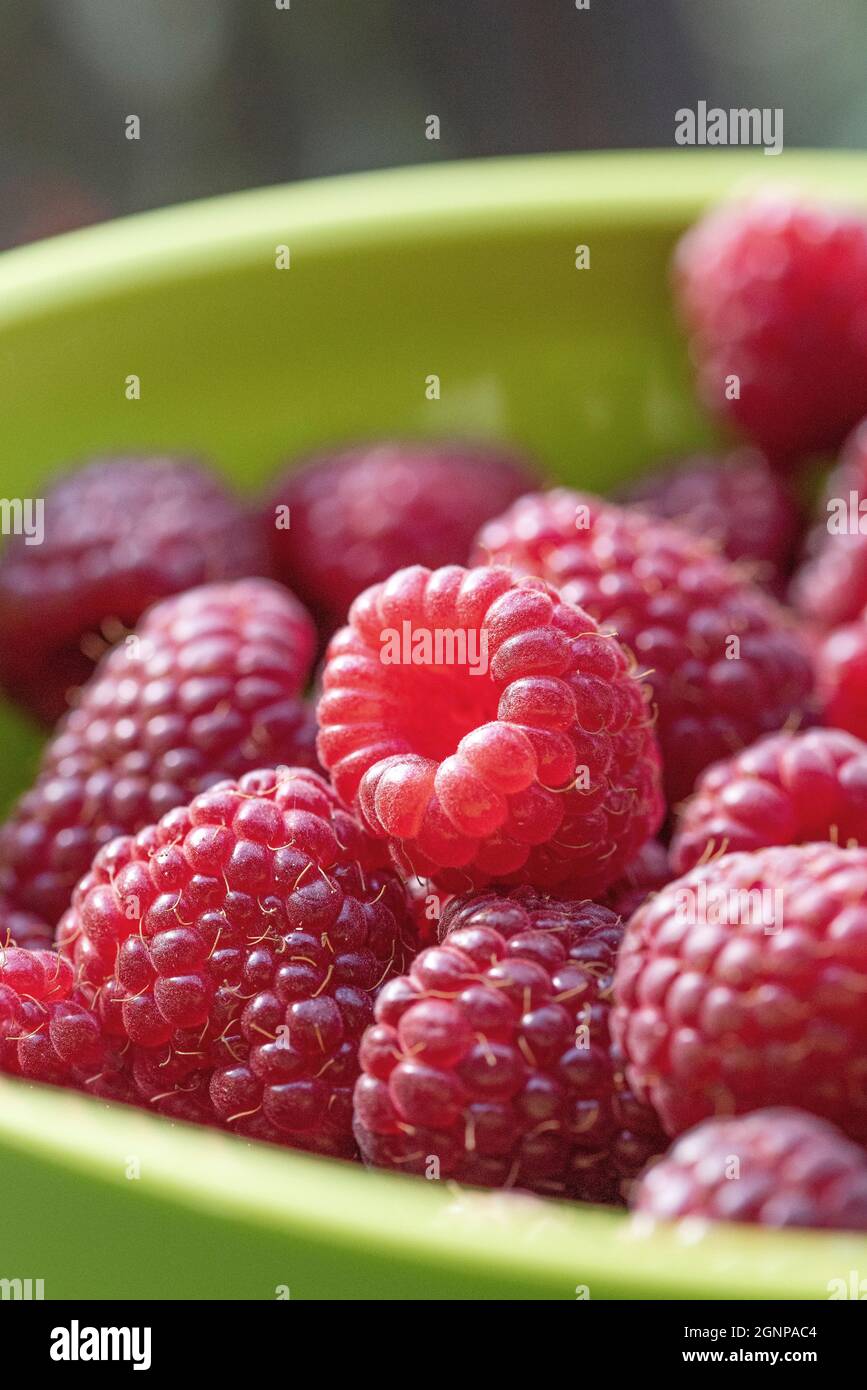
[264,441,536,632]
[674,195,867,459]
[620,449,800,594]
[815,620,867,739]
[0,455,270,724]
[604,840,671,920]
[791,418,867,627]
[0,893,52,950]
[632,1109,867,1231]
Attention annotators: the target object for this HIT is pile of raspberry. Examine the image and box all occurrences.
[8,190,867,1239]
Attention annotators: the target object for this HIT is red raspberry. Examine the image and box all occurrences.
[0,579,317,926]
[613,842,867,1143]
[353,888,665,1201]
[475,490,814,803]
[816,621,867,739]
[620,449,800,594]
[317,563,663,898]
[0,455,269,724]
[791,419,867,627]
[0,946,128,1096]
[604,840,671,920]
[264,442,535,631]
[632,1109,867,1232]
[0,893,52,950]
[673,195,867,459]
[672,728,867,873]
[59,767,416,1152]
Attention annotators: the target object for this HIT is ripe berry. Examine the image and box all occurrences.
[59,767,416,1153]
[0,893,52,950]
[816,622,867,740]
[604,840,671,920]
[620,449,800,594]
[791,419,867,627]
[0,579,317,926]
[672,728,867,873]
[613,842,867,1143]
[674,195,867,459]
[475,490,814,803]
[0,945,127,1096]
[317,563,663,898]
[353,888,665,1200]
[264,441,535,631]
[0,455,269,723]
[632,1109,867,1232]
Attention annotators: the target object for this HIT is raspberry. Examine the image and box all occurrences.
[0,945,128,1097]
[0,892,52,950]
[0,579,317,926]
[613,842,867,1143]
[0,455,269,724]
[619,449,800,594]
[353,888,665,1200]
[816,622,867,739]
[317,563,663,898]
[672,728,867,873]
[631,1109,867,1232]
[59,766,416,1152]
[604,840,671,920]
[673,195,867,459]
[475,490,814,803]
[264,442,535,631]
[791,419,867,627]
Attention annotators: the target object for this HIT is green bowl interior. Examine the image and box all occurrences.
[2,150,867,1298]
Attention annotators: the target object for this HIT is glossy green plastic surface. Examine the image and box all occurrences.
[2,151,867,1300]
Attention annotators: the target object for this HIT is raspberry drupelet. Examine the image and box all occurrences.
[475,489,814,804]
[353,888,665,1201]
[671,727,867,873]
[673,195,867,460]
[603,839,671,920]
[58,767,417,1153]
[631,1109,867,1233]
[316,563,664,899]
[791,419,867,628]
[613,842,867,1143]
[0,945,129,1098]
[264,441,536,633]
[0,454,270,724]
[0,579,318,927]
[816,621,867,741]
[619,449,800,594]
[0,892,52,950]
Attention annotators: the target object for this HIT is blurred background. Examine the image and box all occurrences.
[0,0,864,249]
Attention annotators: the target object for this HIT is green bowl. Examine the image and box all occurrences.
[2,150,867,1301]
